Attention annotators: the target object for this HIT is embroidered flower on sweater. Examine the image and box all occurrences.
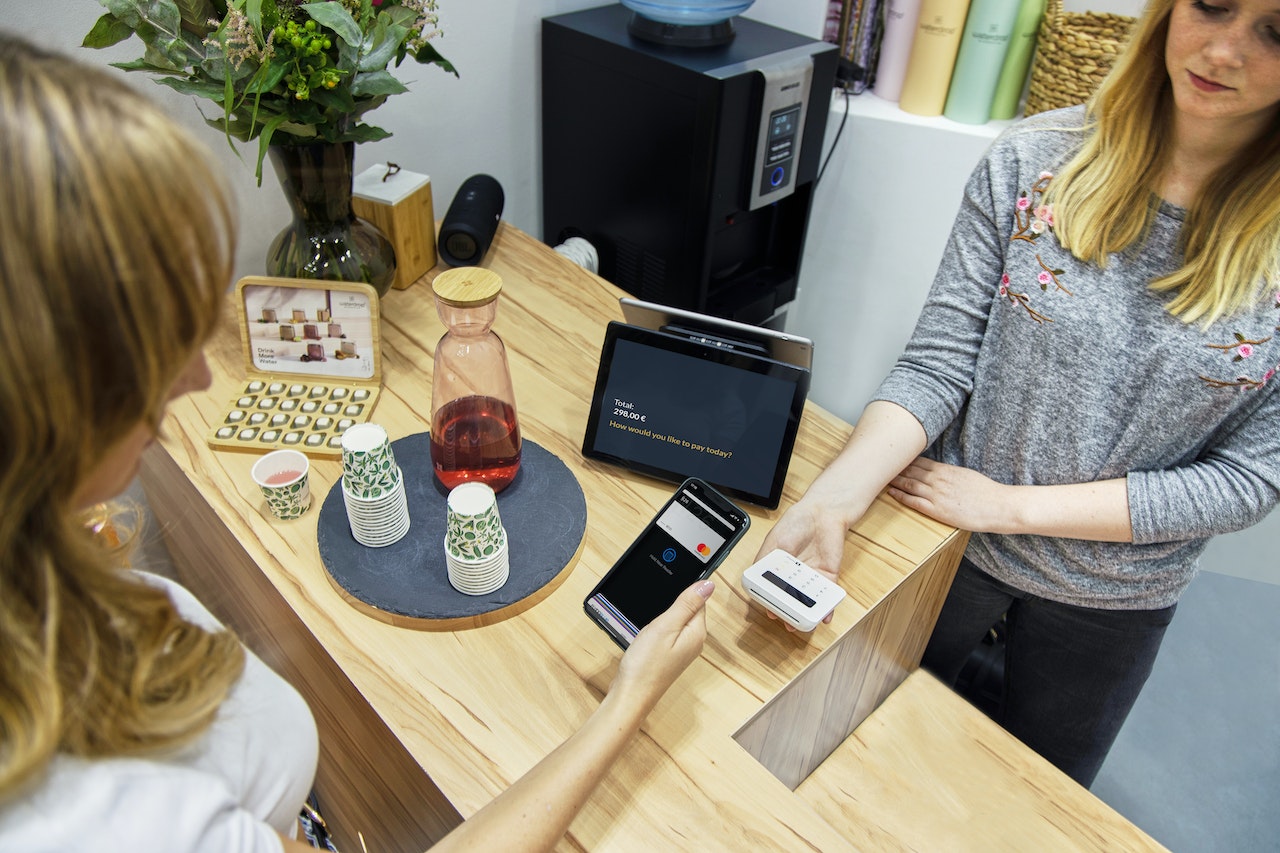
[1001,172,1068,324]
[1200,331,1279,390]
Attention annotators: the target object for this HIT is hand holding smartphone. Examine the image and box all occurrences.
[585,477,750,649]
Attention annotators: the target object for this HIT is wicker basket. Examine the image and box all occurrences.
[1023,0,1136,116]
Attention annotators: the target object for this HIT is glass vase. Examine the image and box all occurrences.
[266,141,396,297]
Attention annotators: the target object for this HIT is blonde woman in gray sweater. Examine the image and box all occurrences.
[760,0,1280,786]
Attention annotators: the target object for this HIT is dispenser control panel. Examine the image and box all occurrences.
[748,57,813,211]
[762,106,800,195]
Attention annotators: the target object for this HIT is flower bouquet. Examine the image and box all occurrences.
[83,0,456,183]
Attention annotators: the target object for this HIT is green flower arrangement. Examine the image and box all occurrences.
[83,0,456,182]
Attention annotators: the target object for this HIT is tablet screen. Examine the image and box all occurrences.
[582,323,810,508]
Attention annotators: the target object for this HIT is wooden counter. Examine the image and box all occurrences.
[140,223,1164,852]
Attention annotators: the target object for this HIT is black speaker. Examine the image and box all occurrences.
[438,174,504,267]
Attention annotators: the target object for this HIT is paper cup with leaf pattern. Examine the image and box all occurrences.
[251,449,312,520]
[445,482,506,561]
[340,423,398,497]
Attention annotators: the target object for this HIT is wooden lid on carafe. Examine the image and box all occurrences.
[432,267,502,307]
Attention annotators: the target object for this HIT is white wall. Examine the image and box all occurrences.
[790,95,1007,426]
[29,0,825,281]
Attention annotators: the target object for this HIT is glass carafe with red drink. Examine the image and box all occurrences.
[429,267,522,492]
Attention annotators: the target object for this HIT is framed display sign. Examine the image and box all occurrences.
[207,276,383,458]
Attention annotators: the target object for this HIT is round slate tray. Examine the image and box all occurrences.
[317,433,587,629]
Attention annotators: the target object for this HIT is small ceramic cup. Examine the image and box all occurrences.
[445,482,506,561]
[251,448,312,520]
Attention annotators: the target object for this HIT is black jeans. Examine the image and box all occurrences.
[921,557,1177,788]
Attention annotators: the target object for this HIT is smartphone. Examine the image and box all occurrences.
[584,477,750,649]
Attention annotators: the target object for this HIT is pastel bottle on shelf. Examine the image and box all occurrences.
[897,0,972,116]
[989,0,1047,120]
[943,0,1023,124]
[872,0,924,102]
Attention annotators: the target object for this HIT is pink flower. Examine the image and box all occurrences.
[1264,369,1276,384]
[1039,171,1053,180]
[1016,196,1031,211]
[999,283,1008,297]
[1001,273,1011,285]
[1238,344,1254,358]
[1037,271,1052,285]
[1031,220,1045,234]
[1035,204,1055,226]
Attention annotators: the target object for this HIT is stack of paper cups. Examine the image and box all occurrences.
[341,423,410,547]
[444,482,510,595]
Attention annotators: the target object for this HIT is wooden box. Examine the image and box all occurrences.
[352,163,436,291]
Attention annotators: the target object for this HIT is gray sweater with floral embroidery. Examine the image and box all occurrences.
[873,105,1280,609]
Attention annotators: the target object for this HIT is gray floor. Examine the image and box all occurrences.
[127,479,1277,850]
[1091,567,1280,852]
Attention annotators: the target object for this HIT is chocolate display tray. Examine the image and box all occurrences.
[208,276,383,459]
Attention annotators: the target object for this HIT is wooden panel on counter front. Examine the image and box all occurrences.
[734,529,968,789]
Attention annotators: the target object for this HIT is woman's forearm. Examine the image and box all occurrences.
[1003,478,1133,542]
[279,695,653,853]
[756,400,929,577]
[423,581,712,852]
[429,691,647,853]
[889,457,1134,542]
[799,400,929,522]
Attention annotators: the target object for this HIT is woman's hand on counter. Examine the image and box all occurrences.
[889,456,1133,543]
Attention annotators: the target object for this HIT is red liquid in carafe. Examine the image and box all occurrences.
[430,395,522,491]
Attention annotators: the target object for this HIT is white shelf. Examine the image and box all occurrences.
[835,89,1015,139]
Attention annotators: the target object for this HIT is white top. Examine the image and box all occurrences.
[352,162,430,204]
[0,574,319,852]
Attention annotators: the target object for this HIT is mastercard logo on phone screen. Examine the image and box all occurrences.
[696,543,710,556]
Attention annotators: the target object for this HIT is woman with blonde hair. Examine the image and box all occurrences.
[0,33,713,851]
[759,0,1280,786]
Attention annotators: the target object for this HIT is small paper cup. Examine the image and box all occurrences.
[251,449,312,520]
[341,471,410,547]
[340,423,398,495]
[445,482,505,561]
[445,536,511,595]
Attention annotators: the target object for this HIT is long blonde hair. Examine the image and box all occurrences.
[1047,0,1280,325]
[0,34,245,797]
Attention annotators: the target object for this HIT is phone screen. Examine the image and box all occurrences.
[585,479,748,647]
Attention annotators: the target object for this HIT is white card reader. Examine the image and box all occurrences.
[742,549,846,632]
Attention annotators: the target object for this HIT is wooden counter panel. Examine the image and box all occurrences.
[734,530,967,789]
[796,670,1170,852]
